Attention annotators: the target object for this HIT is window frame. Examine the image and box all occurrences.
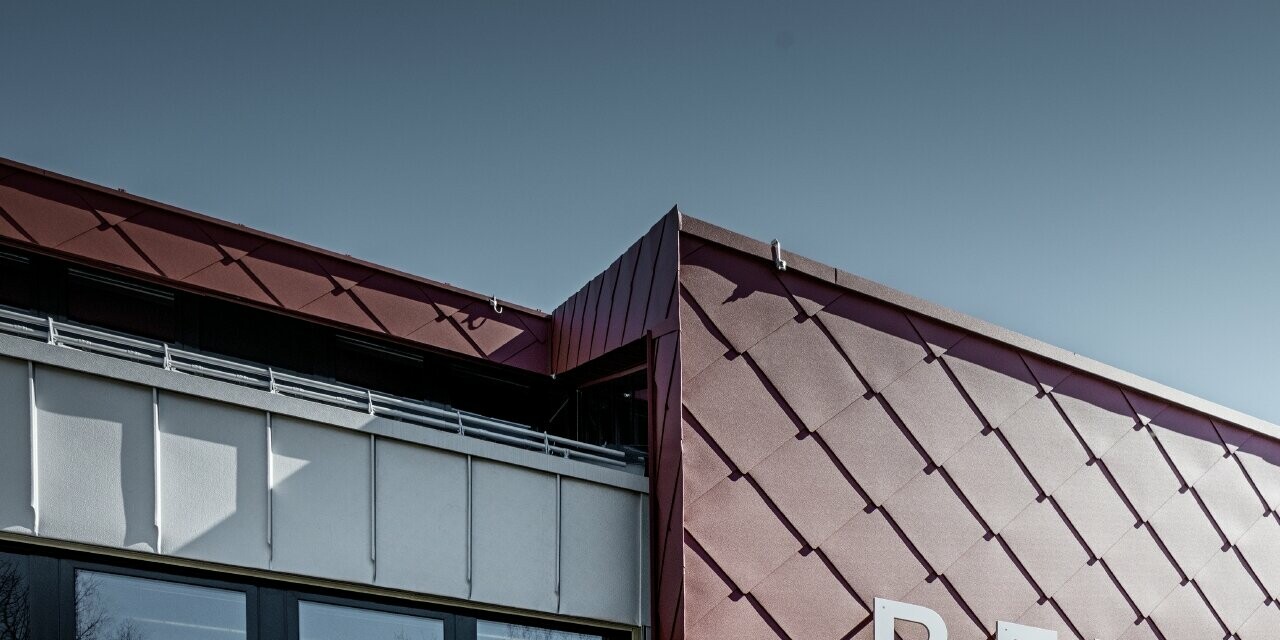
[286,591,457,640]
[59,558,260,640]
[0,543,627,640]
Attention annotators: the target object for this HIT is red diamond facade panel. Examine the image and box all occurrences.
[669,231,1280,640]
[0,159,549,371]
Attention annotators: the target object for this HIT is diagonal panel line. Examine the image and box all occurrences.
[576,275,601,366]
[742,592,792,640]
[992,533,1049,601]
[682,534,788,639]
[0,205,37,243]
[933,352,1051,497]
[682,407,742,477]
[636,216,669,332]
[1187,578,1233,638]
[935,572,996,638]
[810,313,877,401]
[806,429,875,510]
[810,545,871,611]
[666,584,684,640]
[1095,556,1145,622]
[656,464,683,590]
[628,221,664,342]
[678,285,738,380]
[231,259,286,308]
[1227,542,1276,604]
[109,224,164,275]
[620,232,651,347]
[593,260,621,359]
[1045,494,1101,565]
[341,286,392,335]
[651,335,681,478]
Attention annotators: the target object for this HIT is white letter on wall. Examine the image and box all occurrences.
[996,621,1056,640]
[874,598,948,640]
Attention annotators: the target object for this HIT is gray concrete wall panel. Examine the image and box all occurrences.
[33,366,156,552]
[157,392,270,568]
[470,460,558,613]
[373,439,469,598]
[0,356,32,533]
[270,416,375,584]
[559,479,642,624]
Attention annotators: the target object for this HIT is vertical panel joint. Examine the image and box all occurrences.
[28,360,38,535]
[153,387,162,552]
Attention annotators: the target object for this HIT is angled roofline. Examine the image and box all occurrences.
[679,212,1280,442]
[0,155,551,373]
[0,155,548,318]
[4,154,1274,442]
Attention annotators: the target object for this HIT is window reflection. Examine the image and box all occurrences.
[477,620,602,640]
[75,571,245,640]
[0,555,28,640]
[299,601,443,640]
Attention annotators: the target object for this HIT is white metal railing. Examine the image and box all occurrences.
[0,305,630,470]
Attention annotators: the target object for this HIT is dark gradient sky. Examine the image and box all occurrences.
[3,2,1279,423]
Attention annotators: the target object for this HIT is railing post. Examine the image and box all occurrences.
[46,316,56,345]
[162,343,173,370]
[268,368,278,393]
[366,389,376,416]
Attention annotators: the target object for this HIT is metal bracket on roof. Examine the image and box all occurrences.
[489,295,504,314]
[771,239,788,271]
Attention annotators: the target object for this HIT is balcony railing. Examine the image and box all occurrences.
[0,305,630,470]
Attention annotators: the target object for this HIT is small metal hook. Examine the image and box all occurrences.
[489,295,504,314]
[771,239,788,271]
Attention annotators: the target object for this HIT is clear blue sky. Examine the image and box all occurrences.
[3,2,1279,424]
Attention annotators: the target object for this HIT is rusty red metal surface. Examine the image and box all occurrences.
[550,211,679,375]
[674,228,1280,640]
[0,157,549,372]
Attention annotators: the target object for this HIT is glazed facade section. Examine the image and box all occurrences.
[671,232,1280,640]
[0,550,617,639]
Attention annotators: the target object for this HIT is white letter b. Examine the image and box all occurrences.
[874,598,947,640]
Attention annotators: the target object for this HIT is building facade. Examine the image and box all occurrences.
[0,157,1277,639]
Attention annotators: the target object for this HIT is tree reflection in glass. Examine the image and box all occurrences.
[74,571,245,640]
[0,557,29,640]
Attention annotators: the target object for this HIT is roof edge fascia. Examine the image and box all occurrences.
[0,156,549,318]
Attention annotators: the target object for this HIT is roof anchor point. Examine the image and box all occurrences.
[771,239,787,271]
[489,295,504,314]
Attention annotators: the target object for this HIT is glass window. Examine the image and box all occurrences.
[75,571,246,640]
[0,553,28,640]
[477,620,602,640]
[298,601,443,640]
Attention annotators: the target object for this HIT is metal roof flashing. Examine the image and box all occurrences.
[0,156,549,319]
[677,212,1280,443]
